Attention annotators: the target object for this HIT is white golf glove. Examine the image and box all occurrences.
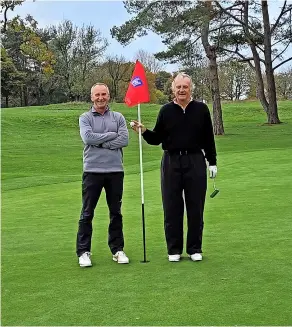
[209,165,217,179]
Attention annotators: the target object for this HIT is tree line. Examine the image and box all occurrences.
[1,1,292,135]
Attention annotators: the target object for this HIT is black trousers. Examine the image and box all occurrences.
[76,172,124,256]
[161,152,207,255]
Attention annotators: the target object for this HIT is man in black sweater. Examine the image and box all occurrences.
[130,73,217,262]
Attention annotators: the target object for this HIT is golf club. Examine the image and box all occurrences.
[210,178,220,198]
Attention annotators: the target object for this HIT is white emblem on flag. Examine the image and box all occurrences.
[131,77,143,87]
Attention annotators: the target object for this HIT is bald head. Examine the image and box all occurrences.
[91,83,110,113]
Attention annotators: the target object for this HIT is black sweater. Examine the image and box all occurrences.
[142,100,217,165]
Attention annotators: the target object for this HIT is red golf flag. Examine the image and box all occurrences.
[124,60,150,107]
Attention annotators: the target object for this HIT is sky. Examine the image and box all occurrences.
[10,0,178,72]
[8,0,292,73]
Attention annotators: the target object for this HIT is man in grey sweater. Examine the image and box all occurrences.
[76,83,129,267]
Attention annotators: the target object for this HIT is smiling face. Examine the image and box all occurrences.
[91,84,110,111]
[173,75,192,104]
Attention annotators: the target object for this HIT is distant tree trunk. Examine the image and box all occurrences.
[250,46,269,113]
[20,88,23,107]
[201,1,224,135]
[21,86,28,106]
[49,91,53,104]
[37,89,41,105]
[231,80,235,101]
[208,51,224,135]
[111,80,119,102]
[262,1,281,123]
[265,68,279,123]
[235,84,239,100]
[241,1,269,114]
[5,95,9,107]
[24,87,28,106]
[2,4,9,33]
[68,91,74,101]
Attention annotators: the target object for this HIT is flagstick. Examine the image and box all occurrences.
[137,103,148,263]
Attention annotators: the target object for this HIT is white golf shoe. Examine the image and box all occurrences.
[113,251,129,264]
[79,252,92,267]
[168,254,181,262]
[189,253,203,261]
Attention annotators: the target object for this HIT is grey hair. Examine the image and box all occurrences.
[91,83,110,95]
[171,72,193,92]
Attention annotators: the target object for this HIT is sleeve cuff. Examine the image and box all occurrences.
[208,158,217,166]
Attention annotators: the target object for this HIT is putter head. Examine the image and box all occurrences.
[210,189,219,198]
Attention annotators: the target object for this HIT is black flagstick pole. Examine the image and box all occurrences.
[137,103,149,263]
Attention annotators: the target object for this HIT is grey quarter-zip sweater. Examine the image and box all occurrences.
[79,106,129,173]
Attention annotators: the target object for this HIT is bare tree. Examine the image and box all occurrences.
[50,20,108,101]
[275,66,292,100]
[134,49,164,73]
[219,61,251,100]
[104,55,132,101]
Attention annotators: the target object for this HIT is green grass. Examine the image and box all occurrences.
[1,100,292,326]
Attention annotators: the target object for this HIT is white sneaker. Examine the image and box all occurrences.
[113,251,129,264]
[168,254,181,262]
[78,252,92,267]
[189,253,203,261]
